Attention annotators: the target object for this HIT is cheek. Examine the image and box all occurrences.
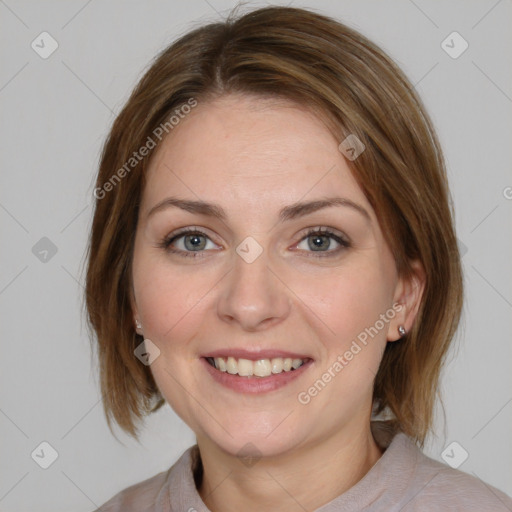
[132,252,216,348]
[292,259,394,344]
[132,254,212,426]
[291,268,393,405]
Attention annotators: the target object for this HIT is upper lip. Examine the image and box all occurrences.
[202,349,312,361]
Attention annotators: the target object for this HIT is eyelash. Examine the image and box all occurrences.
[157,227,351,259]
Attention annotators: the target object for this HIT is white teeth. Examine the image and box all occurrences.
[271,358,283,374]
[291,358,303,369]
[217,357,227,372]
[226,356,238,374]
[211,356,305,377]
[254,359,272,377]
[237,358,253,377]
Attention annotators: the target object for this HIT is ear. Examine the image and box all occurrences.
[387,259,426,342]
[129,281,143,336]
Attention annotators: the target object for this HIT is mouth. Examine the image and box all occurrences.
[204,355,311,378]
[200,352,314,394]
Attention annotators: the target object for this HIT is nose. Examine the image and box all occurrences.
[216,248,291,331]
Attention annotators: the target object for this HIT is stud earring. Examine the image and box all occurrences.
[398,325,406,337]
[135,319,142,330]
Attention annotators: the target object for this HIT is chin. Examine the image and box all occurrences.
[194,411,313,460]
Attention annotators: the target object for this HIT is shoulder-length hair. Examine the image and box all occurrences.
[85,5,463,445]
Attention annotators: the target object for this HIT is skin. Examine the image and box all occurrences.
[130,94,425,512]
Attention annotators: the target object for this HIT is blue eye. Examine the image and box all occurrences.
[159,229,215,258]
[297,227,350,256]
[159,227,350,259]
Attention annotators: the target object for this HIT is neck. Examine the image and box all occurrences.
[197,422,383,512]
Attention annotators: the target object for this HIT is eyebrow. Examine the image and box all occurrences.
[146,196,371,223]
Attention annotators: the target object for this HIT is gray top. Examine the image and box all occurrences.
[94,423,512,511]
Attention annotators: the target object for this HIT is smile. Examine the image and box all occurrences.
[201,355,314,394]
[206,356,307,377]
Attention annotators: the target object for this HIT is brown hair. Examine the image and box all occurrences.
[85,5,463,445]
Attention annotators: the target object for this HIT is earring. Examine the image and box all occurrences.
[398,325,406,337]
[135,319,142,330]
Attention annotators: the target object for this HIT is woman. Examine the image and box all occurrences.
[85,5,512,511]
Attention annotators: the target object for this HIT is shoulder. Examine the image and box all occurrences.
[402,438,512,510]
[91,445,198,512]
[92,468,171,512]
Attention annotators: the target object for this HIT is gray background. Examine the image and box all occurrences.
[1,0,511,510]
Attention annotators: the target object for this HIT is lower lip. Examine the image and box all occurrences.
[200,357,313,394]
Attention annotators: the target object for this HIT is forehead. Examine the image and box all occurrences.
[141,94,373,219]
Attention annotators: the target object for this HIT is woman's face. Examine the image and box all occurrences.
[131,94,410,457]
